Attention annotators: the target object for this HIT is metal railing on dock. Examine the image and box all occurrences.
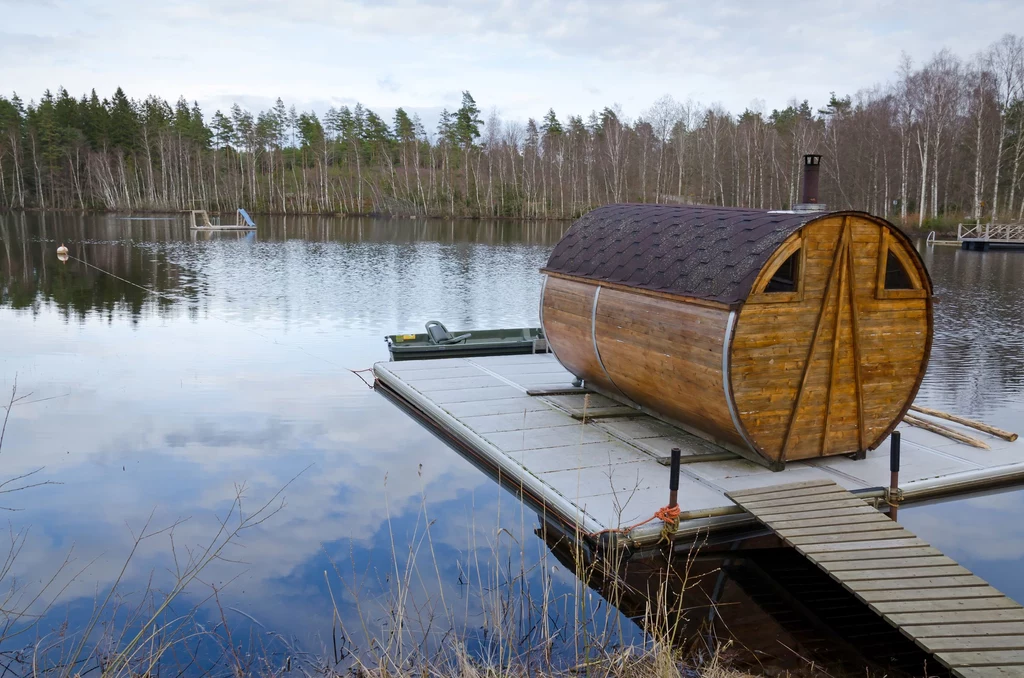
[957,221,1024,249]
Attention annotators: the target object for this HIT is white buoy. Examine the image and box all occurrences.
[57,243,68,256]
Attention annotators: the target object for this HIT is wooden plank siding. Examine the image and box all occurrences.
[543,274,747,451]
[728,480,1024,676]
[593,286,741,447]
[541,276,620,396]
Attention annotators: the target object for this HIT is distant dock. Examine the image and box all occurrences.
[187,208,256,231]
[957,222,1024,250]
[373,353,1024,549]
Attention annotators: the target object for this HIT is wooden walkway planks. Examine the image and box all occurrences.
[727,480,1024,677]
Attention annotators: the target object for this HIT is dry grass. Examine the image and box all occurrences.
[0,378,308,676]
[305,467,763,678]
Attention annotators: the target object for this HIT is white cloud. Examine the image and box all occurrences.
[3,0,1021,126]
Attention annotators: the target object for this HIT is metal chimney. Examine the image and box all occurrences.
[801,154,822,204]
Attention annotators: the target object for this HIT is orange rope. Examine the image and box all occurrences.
[591,504,682,540]
[654,505,682,524]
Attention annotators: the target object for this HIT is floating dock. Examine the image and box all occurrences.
[730,480,1024,677]
[373,353,1024,548]
[957,222,1024,250]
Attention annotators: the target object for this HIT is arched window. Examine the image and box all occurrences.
[752,237,804,303]
[884,250,914,290]
[876,230,926,300]
[765,250,800,293]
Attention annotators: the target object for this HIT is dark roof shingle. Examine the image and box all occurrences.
[543,204,824,305]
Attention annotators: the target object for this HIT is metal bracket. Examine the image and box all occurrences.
[885,486,904,503]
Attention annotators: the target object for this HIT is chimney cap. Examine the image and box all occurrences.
[803,154,822,166]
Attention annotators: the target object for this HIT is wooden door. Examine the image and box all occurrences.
[776,216,867,460]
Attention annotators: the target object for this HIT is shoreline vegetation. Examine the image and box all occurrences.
[0,207,967,239]
[0,36,1022,228]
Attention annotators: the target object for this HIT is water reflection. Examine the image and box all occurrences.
[1,213,192,319]
[917,243,1024,429]
[1,214,564,333]
[0,211,592,670]
[904,243,1024,611]
[0,214,1021,673]
[554,534,948,676]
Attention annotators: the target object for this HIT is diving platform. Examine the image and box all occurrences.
[186,208,256,230]
[373,353,1024,548]
[957,222,1024,250]
[729,480,1024,677]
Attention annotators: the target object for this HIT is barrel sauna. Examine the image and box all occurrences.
[540,204,933,470]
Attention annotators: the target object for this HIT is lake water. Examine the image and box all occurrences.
[2,213,1023,672]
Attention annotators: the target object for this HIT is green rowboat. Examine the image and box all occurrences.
[386,322,548,361]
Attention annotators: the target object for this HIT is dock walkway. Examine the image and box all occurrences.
[373,354,1024,547]
[728,480,1024,677]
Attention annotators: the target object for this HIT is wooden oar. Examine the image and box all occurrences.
[902,414,990,449]
[909,405,1018,442]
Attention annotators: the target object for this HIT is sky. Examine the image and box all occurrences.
[3,0,1023,134]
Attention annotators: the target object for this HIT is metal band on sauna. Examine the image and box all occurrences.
[590,286,622,397]
[722,310,758,455]
[538,274,565,369]
[538,274,547,329]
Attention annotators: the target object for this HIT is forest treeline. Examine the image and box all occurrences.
[1,34,1023,224]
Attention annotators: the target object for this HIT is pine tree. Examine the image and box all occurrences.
[455,91,482,207]
[272,98,288,148]
[437,109,455,146]
[82,89,107,149]
[173,97,192,136]
[393,108,415,143]
[525,118,539,149]
[351,104,366,210]
[108,87,137,152]
[455,91,482,148]
[541,109,563,138]
[362,109,392,146]
[190,101,211,148]
[288,104,299,148]
[212,110,234,150]
[230,104,253,149]
[296,112,323,150]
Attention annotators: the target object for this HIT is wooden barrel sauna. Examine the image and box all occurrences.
[540,205,933,470]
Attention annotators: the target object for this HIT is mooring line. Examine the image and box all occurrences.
[71,254,187,306]
[66,251,372,381]
[348,368,376,389]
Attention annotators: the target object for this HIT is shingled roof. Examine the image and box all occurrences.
[542,204,828,306]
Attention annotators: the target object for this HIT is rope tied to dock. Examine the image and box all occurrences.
[591,503,681,543]
[655,505,681,544]
[349,368,375,389]
[591,447,684,544]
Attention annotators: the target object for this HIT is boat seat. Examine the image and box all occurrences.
[425,321,472,345]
